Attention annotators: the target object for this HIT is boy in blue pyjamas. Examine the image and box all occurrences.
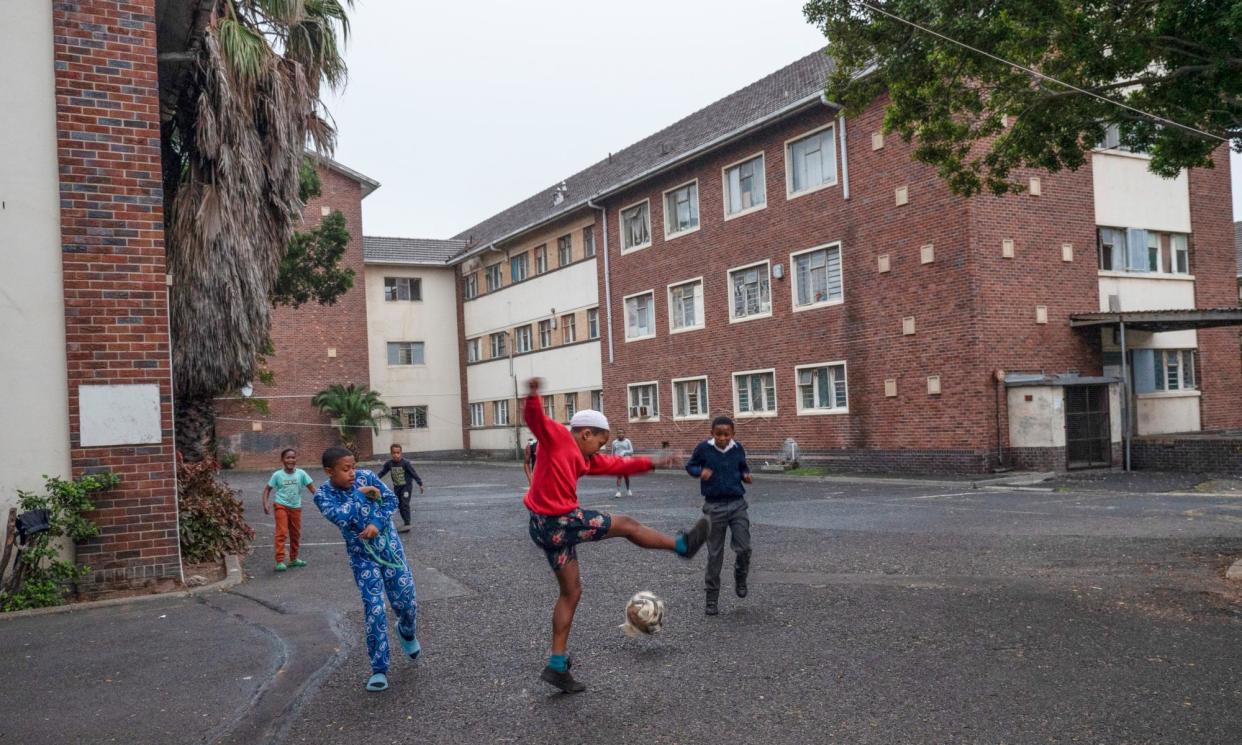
[313,446,420,692]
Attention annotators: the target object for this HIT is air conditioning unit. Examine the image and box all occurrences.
[637,405,652,418]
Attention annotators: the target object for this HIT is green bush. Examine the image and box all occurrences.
[178,457,254,564]
[1,472,119,612]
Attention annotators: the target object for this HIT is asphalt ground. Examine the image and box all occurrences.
[3,462,1241,744]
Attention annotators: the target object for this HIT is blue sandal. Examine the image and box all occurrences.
[398,628,421,661]
[366,673,388,692]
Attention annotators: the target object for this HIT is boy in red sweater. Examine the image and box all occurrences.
[523,378,709,694]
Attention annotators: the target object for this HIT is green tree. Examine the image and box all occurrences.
[803,0,1241,196]
[311,384,395,456]
[162,0,354,460]
[271,158,356,308]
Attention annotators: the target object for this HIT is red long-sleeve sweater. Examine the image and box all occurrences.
[522,393,652,516]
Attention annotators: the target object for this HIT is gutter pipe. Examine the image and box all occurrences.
[587,200,614,364]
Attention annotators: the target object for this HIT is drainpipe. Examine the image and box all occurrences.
[587,200,614,364]
[1119,321,1130,471]
[837,110,850,200]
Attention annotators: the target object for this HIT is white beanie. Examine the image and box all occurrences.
[569,409,610,431]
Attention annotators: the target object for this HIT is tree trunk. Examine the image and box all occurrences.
[176,393,217,462]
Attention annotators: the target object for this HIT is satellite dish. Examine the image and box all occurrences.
[240,383,254,398]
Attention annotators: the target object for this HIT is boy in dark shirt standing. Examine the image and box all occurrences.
[685,416,753,616]
[378,444,423,534]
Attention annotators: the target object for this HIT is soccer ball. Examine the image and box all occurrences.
[621,591,666,637]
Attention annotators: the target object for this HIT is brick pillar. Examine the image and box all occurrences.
[53,1,181,591]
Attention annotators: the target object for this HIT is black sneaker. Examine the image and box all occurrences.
[540,665,586,694]
[677,517,710,559]
[735,575,748,598]
[705,597,719,616]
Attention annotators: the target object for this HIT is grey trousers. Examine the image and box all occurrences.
[703,498,751,594]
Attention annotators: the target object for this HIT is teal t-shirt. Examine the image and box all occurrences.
[268,468,313,508]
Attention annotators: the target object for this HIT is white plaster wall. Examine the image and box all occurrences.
[463,260,599,337]
[1096,275,1195,312]
[365,265,463,452]
[1092,152,1191,233]
[1008,387,1065,448]
[470,427,529,453]
[1136,393,1201,435]
[0,5,72,518]
[466,343,602,402]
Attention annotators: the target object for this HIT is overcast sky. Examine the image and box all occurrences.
[325,0,1241,240]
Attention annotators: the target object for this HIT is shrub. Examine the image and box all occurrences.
[178,457,254,564]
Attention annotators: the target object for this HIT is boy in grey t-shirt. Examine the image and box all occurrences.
[612,431,634,497]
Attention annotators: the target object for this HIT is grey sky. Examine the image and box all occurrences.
[325,1,1241,240]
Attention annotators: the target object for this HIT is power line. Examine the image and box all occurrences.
[854,0,1228,143]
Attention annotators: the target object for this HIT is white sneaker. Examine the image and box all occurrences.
[614,490,622,498]
[626,490,633,497]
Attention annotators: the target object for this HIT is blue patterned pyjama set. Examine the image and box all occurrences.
[313,470,418,674]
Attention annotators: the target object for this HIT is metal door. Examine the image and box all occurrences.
[1064,384,1111,469]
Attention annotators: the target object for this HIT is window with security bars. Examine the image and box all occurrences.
[1133,349,1197,393]
[582,227,595,257]
[539,320,553,348]
[673,378,708,418]
[621,202,651,251]
[485,263,502,291]
[493,400,510,426]
[734,371,776,414]
[387,341,425,365]
[729,264,771,320]
[793,246,843,307]
[384,277,421,301]
[796,364,847,412]
[787,126,836,195]
[669,280,703,331]
[558,235,572,266]
[725,154,766,215]
[628,383,658,419]
[392,405,429,429]
[469,403,484,427]
[664,182,699,236]
[625,293,655,339]
[587,308,599,339]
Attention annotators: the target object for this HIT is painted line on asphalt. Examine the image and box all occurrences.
[891,491,980,501]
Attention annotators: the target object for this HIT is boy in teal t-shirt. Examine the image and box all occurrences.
[263,448,316,571]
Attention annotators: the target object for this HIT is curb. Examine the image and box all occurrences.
[0,554,245,621]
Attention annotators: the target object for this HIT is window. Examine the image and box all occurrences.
[1098,227,1191,274]
[561,313,577,343]
[792,244,843,309]
[510,253,529,283]
[624,291,655,340]
[587,308,599,339]
[1134,349,1197,393]
[392,405,429,429]
[1172,234,1189,274]
[627,382,658,420]
[729,262,772,321]
[1097,123,1148,154]
[796,363,848,413]
[515,325,533,354]
[485,263,502,292]
[734,370,776,415]
[664,181,700,237]
[539,320,553,348]
[558,235,573,266]
[463,273,478,300]
[1098,227,1125,271]
[387,341,425,366]
[564,392,578,419]
[469,403,484,428]
[724,154,766,216]
[787,125,837,196]
[535,245,547,274]
[673,377,709,419]
[620,200,651,252]
[543,396,556,418]
[493,400,510,426]
[466,338,481,363]
[489,332,507,358]
[384,276,421,302]
[591,389,603,411]
[668,278,704,332]
[583,227,595,258]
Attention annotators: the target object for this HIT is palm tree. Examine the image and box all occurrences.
[311,384,394,456]
[161,0,354,459]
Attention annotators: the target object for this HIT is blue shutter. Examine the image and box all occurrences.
[1132,349,1157,393]
[1125,228,1148,271]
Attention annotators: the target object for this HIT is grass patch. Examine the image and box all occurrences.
[784,466,830,477]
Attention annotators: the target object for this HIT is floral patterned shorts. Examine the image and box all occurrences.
[528,508,613,572]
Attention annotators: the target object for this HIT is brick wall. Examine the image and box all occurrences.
[216,165,373,470]
[53,0,181,590]
[1132,434,1242,474]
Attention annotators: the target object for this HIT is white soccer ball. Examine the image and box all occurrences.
[621,590,666,636]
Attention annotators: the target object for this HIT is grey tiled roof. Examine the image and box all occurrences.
[363,235,468,266]
[1235,221,1241,276]
[451,49,835,252]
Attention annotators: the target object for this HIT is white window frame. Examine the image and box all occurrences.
[563,392,578,420]
[387,341,425,366]
[722,151,767,220]
[463,273,478,300]
[493,400,510,426]
[626,381,660,422]
[510,252,529,283]
[794,361,849,415]
[466,338,480,363]
[727,260,773,324]
[666,277,705,334]
[790,242,845,312]
[538,319,553,348]
[582,227,596,258]
[587,307,599,339]
[543,396,556,418]
[489,332,506,358]
[784,123,838,200]
[469,402,484,428]
[591,389,603,411]
[485,263,503,292]
[534,245,547,274]
[515,325,533,354]
[671,376,710,421]
[732,368,778,418]
[557,234,573,266]
[561,313,577,344]
[619,198,653,254]
[1171,234,1190,275]
[662,179,700,240]
[623,289,657,342]
[384,276,422,302]
[392,405,429,430]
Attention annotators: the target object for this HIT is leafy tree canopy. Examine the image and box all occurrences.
[804,0,1242,195]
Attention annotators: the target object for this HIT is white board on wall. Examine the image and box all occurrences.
[79,384,162,446]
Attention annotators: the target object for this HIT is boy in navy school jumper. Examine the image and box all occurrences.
[377,444,424,533]
[685,415,753,616]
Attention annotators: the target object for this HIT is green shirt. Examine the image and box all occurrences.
[268,468,313,509]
